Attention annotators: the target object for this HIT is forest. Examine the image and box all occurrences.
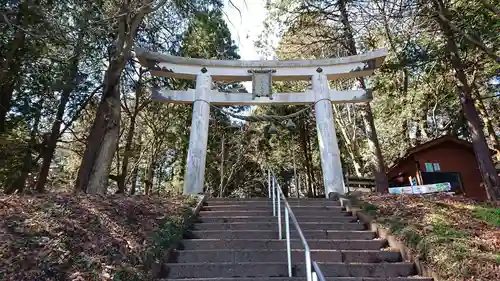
[0,0,499,199]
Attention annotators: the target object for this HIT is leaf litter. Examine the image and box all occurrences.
[0,193,194,281]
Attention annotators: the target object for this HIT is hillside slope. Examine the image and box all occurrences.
[0,193,196,281]
[359,193,500,281]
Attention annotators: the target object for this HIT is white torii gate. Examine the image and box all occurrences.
[136,48,387,197]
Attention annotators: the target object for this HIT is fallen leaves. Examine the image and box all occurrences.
[359,193,500,281]
[0,193,193,281]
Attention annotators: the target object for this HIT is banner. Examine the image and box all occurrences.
[389,182,451,195]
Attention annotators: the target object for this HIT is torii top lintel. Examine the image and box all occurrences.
[135,47,388,82]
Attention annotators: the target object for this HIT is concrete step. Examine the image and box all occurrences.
[192,222,365,231]
[165,262,415,278]
[204,201,342,207]
[196,215,358,223]
[156,276,433,281]
[179,239,387,251]
[300,263,416,277]
[171,249,401,263]
[201,205,344,211]
[205,197,337,201]
[186,230,375,240]
[199,210,351,217]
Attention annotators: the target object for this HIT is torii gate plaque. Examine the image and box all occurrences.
[136,48,387,196]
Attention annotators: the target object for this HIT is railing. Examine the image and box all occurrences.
[268,170,327,281]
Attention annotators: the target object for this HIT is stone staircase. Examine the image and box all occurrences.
[158,198,431,281]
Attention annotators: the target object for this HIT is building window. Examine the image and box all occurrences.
[425,162,441,172]
[433,163,441,171]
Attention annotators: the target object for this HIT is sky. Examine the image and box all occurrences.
[222,0,268,60]
[220,0,269,118]
[222,0,269,92]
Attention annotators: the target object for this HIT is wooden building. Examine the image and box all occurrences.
[387,135,491,200]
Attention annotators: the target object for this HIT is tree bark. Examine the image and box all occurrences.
[305,123,317,197]
[299,118,314,197]
[219,136,225,197]
[333,105,363,176]
[337,0,389,193]
[433,0,500,200]
[473,92,500,161]
[145,153,156,195]
[117,117,135,193]
[74,60,122,194]
[129,165,138,195]
[129,140,141,195]
[117,97,140,194]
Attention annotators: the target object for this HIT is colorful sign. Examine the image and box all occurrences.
[389,182,451,195]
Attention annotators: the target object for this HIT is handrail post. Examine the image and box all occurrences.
[268,170,271,198]
[272,176,276,216]
[305,247,312,281]
[285,207,292,277]
[269,169,327,281]
[278,190,282,239]
[312,262,327,281]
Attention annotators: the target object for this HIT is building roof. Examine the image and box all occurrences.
[387,135,474,173]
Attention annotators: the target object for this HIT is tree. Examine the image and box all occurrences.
[428,0,500,200]
[74,0,218,194]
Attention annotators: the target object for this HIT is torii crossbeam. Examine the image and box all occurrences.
[136,47,388,197]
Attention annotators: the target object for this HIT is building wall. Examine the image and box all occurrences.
[387,158,417,186]
[387,141,486,200]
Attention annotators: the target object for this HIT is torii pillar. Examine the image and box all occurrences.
[136,48,388,196]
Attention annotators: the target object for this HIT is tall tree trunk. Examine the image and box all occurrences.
[130,165,138,195]
[145,153,156,195]
[117,112,138,193]
[333,105,363,176]
[299,119,314,197]
[474,93,500,161]
[337,0,389,193]
[305,126,317,197]
[129,141,141,195]
[0,1,30,133]
[73,1,155,194]
[35,35,84,193]
[34,90,72,193]
[5,147,32,194]
[5,98,42,194]
[219,136,225,197]
[75,60,122,194]
[433,0,500,200]
[118,72,148,194]
[156,160,165,194]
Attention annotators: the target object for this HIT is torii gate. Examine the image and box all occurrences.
[136,48,387,197]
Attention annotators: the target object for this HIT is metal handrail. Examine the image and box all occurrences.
[268,170,327,281]
[312,261,327,281]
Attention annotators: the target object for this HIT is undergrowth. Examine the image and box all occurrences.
[358,193,500,281]
[472,205,500,226]
[145,207,195,267]
[113,198,199,280]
